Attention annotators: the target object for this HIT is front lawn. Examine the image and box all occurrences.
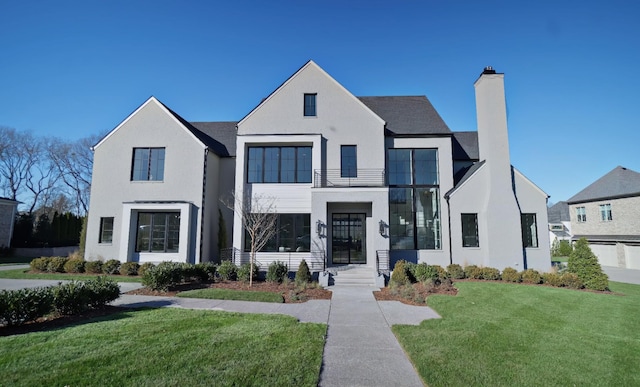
[0,308,326,386]
[393,281,640,386]
[178,288,285,303]
[0,268,142,283]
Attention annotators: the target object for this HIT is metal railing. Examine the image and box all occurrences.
[220,247,325,272]
[314,169,385,188]
[376,250,390,274]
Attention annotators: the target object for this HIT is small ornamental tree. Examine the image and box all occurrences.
[567,238,609,291]
[222,192,277,287]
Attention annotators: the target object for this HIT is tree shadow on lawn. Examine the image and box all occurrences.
[0,306,137,337]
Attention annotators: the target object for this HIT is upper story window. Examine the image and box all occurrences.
[341,145,357,178]
[599,203,612,221]
[576,206,586,222]
[521,213,538,248]
[388,149,438,186]
[131,148,165,181]
[461,213,479,247]
[247,146,312,183]
[304,93,316,116]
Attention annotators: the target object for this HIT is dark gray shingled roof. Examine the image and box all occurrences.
[452,131,479,160]
[444,160,486,198]
[159,101,237,157]
[189,122,238,157]
[358,96,451,135]
[547,201,570,223]
[567,166,640,204]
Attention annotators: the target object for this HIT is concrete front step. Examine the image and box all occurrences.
[331,267,377,287]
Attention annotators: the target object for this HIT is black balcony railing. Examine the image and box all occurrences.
[314,169,385,188]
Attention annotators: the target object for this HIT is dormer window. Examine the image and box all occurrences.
[304,94,316,116]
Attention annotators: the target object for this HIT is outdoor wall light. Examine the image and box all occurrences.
[379,220,387,236]
[316,220,326,238]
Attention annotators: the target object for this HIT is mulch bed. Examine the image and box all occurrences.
[127,280,333,303]
[373,281,458,306]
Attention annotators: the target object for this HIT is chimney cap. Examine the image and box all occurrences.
[482,66,496,74]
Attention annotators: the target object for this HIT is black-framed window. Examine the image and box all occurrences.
[99,217,114,244]
[135,212,180,253]
[247,146,312,183]
[599,204,612,221]
[388,148,441,250]
[461,213,479,247]
[521,213,538,248]
[131,148,165,181]
[244,214,310,252]
[341,145,357,178]
[304,93,316,116]
[576,206,586,222]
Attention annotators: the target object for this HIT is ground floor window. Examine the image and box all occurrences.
[389,187,441,250]
[461,213,479,247]
[244,214,310,252]
[99,217,114,243]
[521,213,538,248]
[136,212,180,252]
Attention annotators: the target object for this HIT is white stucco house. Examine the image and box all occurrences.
[85,61,551,272]
[0,197,19,249]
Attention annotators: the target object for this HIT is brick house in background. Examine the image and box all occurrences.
[568,166,640,269]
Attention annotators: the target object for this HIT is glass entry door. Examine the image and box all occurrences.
[332,213,366,264]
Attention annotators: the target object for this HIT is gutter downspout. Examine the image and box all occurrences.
[446,196,453,265]
[199,148,209,263]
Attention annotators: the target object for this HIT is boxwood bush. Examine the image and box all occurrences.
[195,262,217,281]
[217,260,237,281]
[464,265,482,279]
[138,262,155,277]
[237,262,260,282]
[63,257,86,273]
[102,259,121,275]
[542,272,563,287]
[481,267,501,281]
[85,260,103,274]
[47,257,68,273]
[410,263,439,283]
[390,260,411,286]
[560,272,584,289]
[119,262,140,276]
[30,257,51,272]
[141,261,183,291]
[501,267,522,283]
[266,261,289,283]
[446,264,465,279]
[521,269,542,284]
[0,287,54,326]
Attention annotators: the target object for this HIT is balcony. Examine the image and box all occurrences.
[314,169,385,188]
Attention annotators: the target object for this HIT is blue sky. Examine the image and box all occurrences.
[1,0,638,203]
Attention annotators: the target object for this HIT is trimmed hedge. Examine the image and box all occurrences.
[30,257,51,272]
[103,259,121,275]
[120,262,140,276]
[63,258,85,273]
[501,267,521,283]
[85,260,103,274]
[447,264,465,279]
[0,277,120,326]
[47,257,68,273]
[521,269,542,284]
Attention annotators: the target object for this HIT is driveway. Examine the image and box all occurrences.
[602,266,640,285]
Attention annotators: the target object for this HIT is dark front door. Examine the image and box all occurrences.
[332,213,366,264]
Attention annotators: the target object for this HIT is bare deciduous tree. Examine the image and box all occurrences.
[222,191,278,287]
[0,127,38,201]
[48,135,98,215]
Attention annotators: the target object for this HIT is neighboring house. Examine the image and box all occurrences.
[0,197,19,248]
[567,166,640,269]
[547,201,572,246]
[85,60,551,272]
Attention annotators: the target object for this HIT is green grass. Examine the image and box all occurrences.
[0,308,326,386]
[178,288,284,303]
[0,268,142,282]
[393,281,640,387]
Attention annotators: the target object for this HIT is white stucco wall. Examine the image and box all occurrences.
[0,199,18,248]
[85,98,207,263]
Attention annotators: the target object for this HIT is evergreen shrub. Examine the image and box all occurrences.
[465,265,482,279]
[567,238,609,291]
[542,272,563,287]
[266,261,288,283]
[47,257,68,273]
[85,260,103,274]
[501,267,521,283]
[446,264,465,279]
[63,257,85,273]
[481,267,501,280]
[30,257,51,272]
[411,263,439,282]
[120,262,140,276]
[237,262,260,282]
[390,260,411,286]
[560,272,584,289]
[102,259,121,275]
[295,259,311,285]
[521,269,542,284]
[217,260,237,281]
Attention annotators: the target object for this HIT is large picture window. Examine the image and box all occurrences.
[131,148,165,181]
[136,212,180,253]
[388,148,440,250]
[461,213,479,247]
[244,214,310,252]
[521,214,538,248]
[247,146,312,183]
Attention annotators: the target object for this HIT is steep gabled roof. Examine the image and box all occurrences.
[357,96,451,135]
[547,201,570,223]
[452,131,479,160]
[445,160,486,198]
[567,166,640,204]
